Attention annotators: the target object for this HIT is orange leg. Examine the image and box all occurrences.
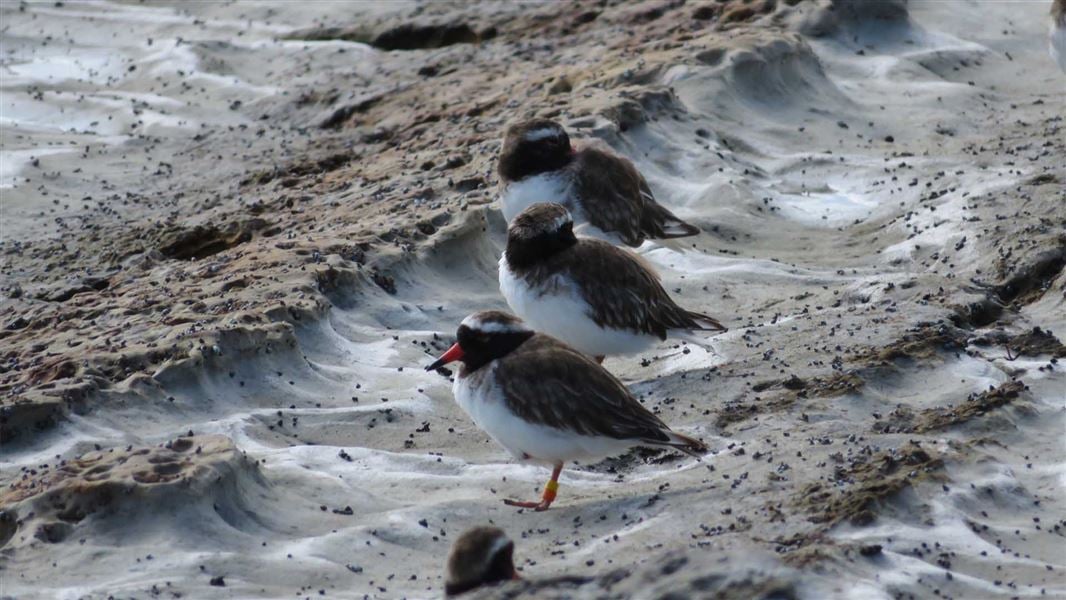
[594,355,605,364]
[504,463,563,511]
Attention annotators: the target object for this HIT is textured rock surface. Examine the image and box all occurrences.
[1,1,1063,598]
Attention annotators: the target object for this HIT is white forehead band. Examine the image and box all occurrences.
[486,533,512,562]
[552,211,573,230]
[461,314,529,333]
[523,127,562,142]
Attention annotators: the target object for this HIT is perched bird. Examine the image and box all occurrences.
[497,119,699,247]
[1052,0,1066,72]
[426,310,708,511]
[445,526,519,596]
[499,203,726,361]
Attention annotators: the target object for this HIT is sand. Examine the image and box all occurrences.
[1,1,1064,598]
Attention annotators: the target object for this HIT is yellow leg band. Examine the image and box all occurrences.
[544,480,559,493]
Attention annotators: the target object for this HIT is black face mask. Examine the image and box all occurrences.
[455,324,535,374]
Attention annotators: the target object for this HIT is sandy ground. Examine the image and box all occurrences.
[1,1,1064,598]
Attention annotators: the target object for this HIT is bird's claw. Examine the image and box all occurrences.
[503,498,552,511]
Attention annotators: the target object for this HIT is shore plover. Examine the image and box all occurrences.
[427,311,708,510]
[497,119,699,247]
[499,203,726,361]
[445,526,519,596]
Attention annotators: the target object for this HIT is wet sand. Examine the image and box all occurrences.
[1,1,1064,598]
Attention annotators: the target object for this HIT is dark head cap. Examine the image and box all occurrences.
[445,526,518,596]
[508,202,573,241]
[498,119,573,182]
[504,203,578,269]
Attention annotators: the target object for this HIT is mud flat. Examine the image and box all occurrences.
[1,1,1064,598]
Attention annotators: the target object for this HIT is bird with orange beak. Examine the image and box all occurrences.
[427,310,708,511]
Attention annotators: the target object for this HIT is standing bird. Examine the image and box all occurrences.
[445,526,519,596]
[497,119,699,247]
[1052,0,1066,72]
[499,203,726,361]
[426,310,708,511]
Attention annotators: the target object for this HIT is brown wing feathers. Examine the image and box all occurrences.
[496,336,676,443]
[571,148,698,246]
[494,336,708,459]
[639,189,700,239]
[571,149,645,246]
[549,239,727,338]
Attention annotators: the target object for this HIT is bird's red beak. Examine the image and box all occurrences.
[426,343,464,371]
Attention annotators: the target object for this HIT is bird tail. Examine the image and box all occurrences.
[654,430,715,471]
[660,217,700,238]
[643,199,700,240]
[648,432,716,475]
[685,311,727,333]
[667,430,707,454]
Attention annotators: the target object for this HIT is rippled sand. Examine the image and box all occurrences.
[2,1,1064,598]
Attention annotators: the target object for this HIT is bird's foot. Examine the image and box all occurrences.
[503,498,553,511]
[505,473,559,511]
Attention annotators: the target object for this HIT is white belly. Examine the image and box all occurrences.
[1052,22,1066,72]
[499,173,573,223]
[453,365,637,464]
[499,257,658,357]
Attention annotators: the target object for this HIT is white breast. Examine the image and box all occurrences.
[499,173,573,223]
[1052,21,1066,72]
[498,256,658,357]
[453,363,637,464]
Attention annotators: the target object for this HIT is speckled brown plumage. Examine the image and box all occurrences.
[497,120,699,247]
[511,235,726,339]
[494,334,706,452]
[569,146,699,246]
